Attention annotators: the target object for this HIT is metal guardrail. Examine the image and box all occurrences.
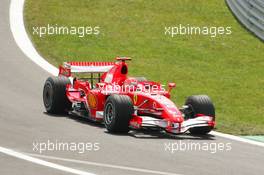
[226,0,264,41]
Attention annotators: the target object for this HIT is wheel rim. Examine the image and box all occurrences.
[187,104,195,117]
[43,83,53,108]
[105,103,114,125]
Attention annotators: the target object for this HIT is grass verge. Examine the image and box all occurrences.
[24,0,264,135]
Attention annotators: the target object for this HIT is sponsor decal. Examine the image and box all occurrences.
[153,102,157,108]
[87,93,97,109]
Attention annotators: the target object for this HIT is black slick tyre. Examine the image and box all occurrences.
[43,76,72,114]
[103,94,134,133]
[185,95,215,135]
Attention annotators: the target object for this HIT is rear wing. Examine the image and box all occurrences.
[59,61,116,77]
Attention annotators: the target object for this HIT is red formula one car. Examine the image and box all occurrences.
[43,57,215,135]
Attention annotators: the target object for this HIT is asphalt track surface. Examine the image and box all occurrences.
[1,0,264,175]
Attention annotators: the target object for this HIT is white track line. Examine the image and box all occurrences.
[8,0,93,174]
[0,147,95,175]
[10,0,58,76]
[211,131,264,147]
[26,153,181,175]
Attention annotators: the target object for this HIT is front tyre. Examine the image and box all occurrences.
[103,94,134,133]
[185,95,215,135]
[43,76,72,114]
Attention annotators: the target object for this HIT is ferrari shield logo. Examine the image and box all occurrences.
[133,94,138,105]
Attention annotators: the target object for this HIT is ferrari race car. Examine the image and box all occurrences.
[43,57,215,135]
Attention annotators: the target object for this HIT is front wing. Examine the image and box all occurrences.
[129,115,215,134]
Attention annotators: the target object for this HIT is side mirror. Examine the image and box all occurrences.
[168,82,176,93]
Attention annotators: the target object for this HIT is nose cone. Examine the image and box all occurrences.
[173,114,184,123]
[166,108,184,123]
[150,94,184,123]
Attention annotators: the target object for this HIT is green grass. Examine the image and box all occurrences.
[24,0,264,135]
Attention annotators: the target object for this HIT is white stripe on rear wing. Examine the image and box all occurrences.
[64,62,115,73]
[70,65,114,73]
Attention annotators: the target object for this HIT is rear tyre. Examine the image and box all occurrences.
[185,95,215,135]
[103,94,133,133]
[43,76,72,114]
